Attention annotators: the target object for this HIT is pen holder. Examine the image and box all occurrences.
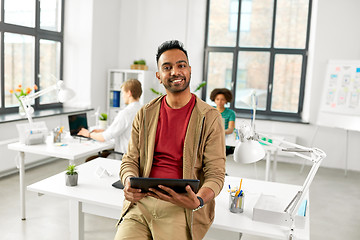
[229,192,245,213]
[53,130,62,143]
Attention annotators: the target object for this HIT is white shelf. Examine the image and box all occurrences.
[107,69,159,124]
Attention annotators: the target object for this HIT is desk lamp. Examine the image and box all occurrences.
[17,80,75,145]
[233,90,326,239]
[234,90,265,163]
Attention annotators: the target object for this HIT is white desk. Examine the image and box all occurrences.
[226,134,280,181]
[214,177,309,240]
[27,158,309,240]
[8,136,114,220]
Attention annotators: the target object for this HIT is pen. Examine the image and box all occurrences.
[235,179,243,196]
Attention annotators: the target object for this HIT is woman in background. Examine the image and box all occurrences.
[210,88,236,155]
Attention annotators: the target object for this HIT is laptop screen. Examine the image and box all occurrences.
[68,113,88,136]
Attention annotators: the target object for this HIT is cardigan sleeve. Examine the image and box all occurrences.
[119,108,143,184]
[200,110,226,197]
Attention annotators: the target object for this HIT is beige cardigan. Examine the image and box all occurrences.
[119,95,226,240]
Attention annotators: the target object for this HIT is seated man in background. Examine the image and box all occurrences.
[78,79,142,159]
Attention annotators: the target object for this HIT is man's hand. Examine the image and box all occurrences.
[123,177,148,203]
[91,129,104,133]
[77,128,90,137]
[148,185,200,210]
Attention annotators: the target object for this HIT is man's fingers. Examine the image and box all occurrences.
[124,191,147,203]
[158,185,176,195]
[126,187,142,193]
[185,185,195,196]
[149,187,172,200]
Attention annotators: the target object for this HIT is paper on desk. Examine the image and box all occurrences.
[95,166,113,178]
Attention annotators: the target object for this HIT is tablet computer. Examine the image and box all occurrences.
[111,180,124,189]
[130,177,200,194]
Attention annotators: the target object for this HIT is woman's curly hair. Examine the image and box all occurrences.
[209,88,233,103]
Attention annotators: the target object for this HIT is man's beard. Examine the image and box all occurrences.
[162,75,190,93]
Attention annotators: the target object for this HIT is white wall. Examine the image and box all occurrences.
[90,0,121,113]
[64,0,120,113]
[117,0,207,95]
[63,0,93,108]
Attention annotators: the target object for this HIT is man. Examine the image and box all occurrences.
[115,40,226,240]
[78,79,142,157]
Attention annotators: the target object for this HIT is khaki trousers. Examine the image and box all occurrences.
[114,196,191,240]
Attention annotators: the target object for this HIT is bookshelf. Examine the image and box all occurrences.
[107,69,158,123]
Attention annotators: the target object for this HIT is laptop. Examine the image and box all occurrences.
[68,113,90,138]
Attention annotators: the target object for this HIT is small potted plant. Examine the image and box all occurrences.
[99,113,108,129]
[65,164,78,186]
[131,59,148,70]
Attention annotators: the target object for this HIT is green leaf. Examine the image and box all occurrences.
[99,113,107,121]
[194,82,206,92]
[137,59,146,65]
[133,59,146,65]
[150,88,163,96]
[66,164,77,175]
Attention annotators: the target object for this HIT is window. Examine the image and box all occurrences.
[204,0,311,119]
[0,0,64,114]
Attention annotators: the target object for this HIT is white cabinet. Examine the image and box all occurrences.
[107,69,158,123]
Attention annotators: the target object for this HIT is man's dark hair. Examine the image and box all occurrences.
[156,40,188,64]
[210,88,233,103]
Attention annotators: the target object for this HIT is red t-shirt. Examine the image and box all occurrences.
[149,94,196,179]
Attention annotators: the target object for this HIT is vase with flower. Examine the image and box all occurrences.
[9,84,38,116]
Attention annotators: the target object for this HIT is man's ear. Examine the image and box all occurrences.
[156,72,162,84]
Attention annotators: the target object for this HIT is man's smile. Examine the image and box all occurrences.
[172,79,183,83]
[169,76,185,84]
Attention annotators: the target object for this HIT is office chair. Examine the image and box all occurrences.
[85,149,124,162]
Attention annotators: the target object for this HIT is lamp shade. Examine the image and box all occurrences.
[233,139,266,164]
[238,89,256,108]
[57,81,75,103]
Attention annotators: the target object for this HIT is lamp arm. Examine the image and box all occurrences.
[251,93,256,133]
[256,133,320,162]
[18,81,63,125]
[19,96,34,125]
[286,153,324,240]
[30,83,59,99]
[255,132,326,238]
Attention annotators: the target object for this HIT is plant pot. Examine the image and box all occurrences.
[99,120,107,129]
[130,64,148,70]
[65,173,78,186]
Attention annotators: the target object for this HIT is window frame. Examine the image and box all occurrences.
[203,0,313,120]
[0,0,65,114]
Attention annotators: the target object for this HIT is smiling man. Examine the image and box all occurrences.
[115,40,226,240]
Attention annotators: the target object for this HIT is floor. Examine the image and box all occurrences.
[0,156,359,240]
